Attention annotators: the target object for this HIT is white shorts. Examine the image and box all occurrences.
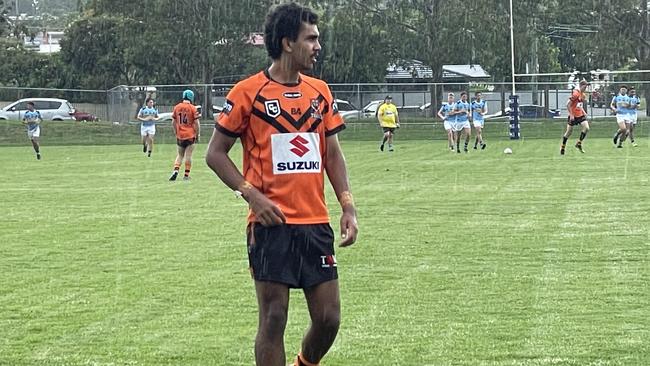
[616,114,631,124]
[444,120,452,131]
[628,114,638,125]
[141,124,156,136]
[451,120,471,132]
[473,119,484,128]
[27,126,40,139]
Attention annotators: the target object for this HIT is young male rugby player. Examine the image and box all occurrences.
[206,3,358,366]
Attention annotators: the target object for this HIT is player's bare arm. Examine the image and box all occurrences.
[137,110,149,122]
[172,116,178,137]
[325,134,358,247]
[194,116,201,142]
[206,129,286,227]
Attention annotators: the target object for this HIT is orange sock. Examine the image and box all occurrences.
[173,163,180,171]
[184,161,192,177]
[295,353,319,366]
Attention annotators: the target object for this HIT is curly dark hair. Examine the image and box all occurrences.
[264,3,319,60]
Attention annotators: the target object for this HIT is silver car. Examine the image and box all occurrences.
[0,98,75,121]
[337,99,384,121]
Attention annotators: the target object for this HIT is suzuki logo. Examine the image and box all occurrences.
[289,135,310,157]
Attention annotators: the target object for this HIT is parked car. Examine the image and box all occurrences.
[360,100,383,119]
[72,110,99,122]
[335,99,362,121]
[0,98,75,121]
[339,100,390,121]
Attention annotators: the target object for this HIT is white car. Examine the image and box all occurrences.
[335,99,360,121]
[0,98,75,121]
[337,99,384,121]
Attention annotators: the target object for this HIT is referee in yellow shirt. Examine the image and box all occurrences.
[378,95,400,152]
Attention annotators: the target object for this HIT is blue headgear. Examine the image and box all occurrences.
[182,89,194,102]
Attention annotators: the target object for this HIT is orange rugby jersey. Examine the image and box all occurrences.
[172,101,200,140]
[568,89,586,118]
[216,70,346,224]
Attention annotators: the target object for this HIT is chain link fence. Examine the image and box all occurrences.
[1,80,648,145]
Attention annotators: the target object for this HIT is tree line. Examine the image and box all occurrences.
[0,0,648,96]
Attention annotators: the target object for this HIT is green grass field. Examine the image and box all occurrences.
[1,131,649,365]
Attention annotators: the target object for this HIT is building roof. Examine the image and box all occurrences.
[442,64,490,80]
[385,60,433,80]
[385,61,490,81]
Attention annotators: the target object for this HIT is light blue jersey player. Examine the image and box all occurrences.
[628,88,640,123]
[627,87,640,147]
[453,91,472,153]
[24,110,41,132]
[611,85,630,147]
[22,101,42,159]
[471,91,487,150]
[137,98,159,157]
[437,92,457,151]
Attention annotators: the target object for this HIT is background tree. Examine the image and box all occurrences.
[0,0,10,37]
[2,0,649,96]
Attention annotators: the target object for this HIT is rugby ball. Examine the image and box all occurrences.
[503,147,513,154]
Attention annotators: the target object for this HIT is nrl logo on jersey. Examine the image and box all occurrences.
[265,99,281,118]
[222,99,234,115]
[310,99,322,120]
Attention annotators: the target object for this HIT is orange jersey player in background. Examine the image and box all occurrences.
[560,80,590,155]
[169,89,200,181]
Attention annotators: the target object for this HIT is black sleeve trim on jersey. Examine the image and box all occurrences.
[322,103,329,116]
[325,124,346,137]
[215,123,241,138]
[307,119,322,132]
[252,107,290,133]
